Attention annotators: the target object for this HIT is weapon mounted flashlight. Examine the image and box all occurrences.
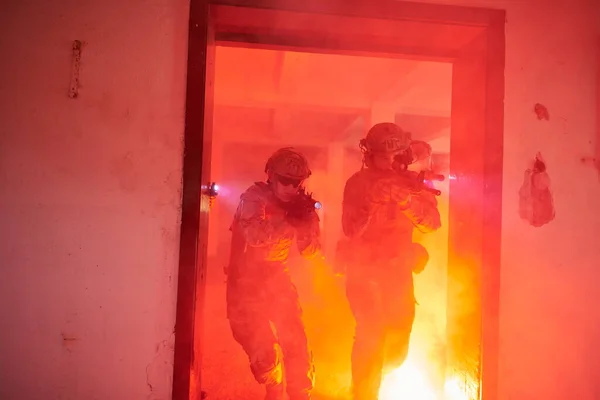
[204,182,219,198]
[202,182,220,210]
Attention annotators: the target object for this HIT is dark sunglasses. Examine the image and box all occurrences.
[275,175,303,188]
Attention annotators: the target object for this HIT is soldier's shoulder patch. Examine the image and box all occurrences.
[241,182,269,200]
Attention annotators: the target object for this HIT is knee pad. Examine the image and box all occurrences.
[250,343,283,386]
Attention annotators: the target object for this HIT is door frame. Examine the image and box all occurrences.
[596,36,600,179]
[173,1,505,399]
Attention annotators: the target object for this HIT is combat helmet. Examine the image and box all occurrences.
[264,147,312,180]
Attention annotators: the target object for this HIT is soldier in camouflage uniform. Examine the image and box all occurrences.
[226,147,321,400]
[340,123,441,400]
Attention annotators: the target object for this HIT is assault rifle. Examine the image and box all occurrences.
[393,150,444,196]
[283,187,322,221]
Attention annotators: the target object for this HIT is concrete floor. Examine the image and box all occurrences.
[201,257,355,400]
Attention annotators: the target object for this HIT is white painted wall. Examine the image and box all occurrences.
[0,0,189,399]
[0,0,599,399]
[428,1,599,399]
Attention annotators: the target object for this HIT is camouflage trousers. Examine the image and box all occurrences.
[346,271,416,400]
[226,270,315,399]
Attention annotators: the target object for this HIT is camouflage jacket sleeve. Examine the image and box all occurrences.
[403,190,442,233]
[235,184,288,247]
[296,210,322,259]
[342,173,374,238]
[368,171,441,233]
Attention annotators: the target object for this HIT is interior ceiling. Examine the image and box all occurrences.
[213,46,452,151]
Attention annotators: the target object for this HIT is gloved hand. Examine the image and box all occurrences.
[287,210,319,236]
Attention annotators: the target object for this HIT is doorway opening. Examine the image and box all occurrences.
[204,47,453,399]
[173,2,505,400]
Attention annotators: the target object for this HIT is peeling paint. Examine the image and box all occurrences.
[518,153,556,227]
[534,103,550,121]
[145,333,176,399]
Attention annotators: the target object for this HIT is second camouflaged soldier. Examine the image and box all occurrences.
[341,123,442,400]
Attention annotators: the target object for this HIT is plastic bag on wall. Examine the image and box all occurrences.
[518,153,555,227]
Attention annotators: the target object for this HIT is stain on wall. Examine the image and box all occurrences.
[518,153,555,227]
